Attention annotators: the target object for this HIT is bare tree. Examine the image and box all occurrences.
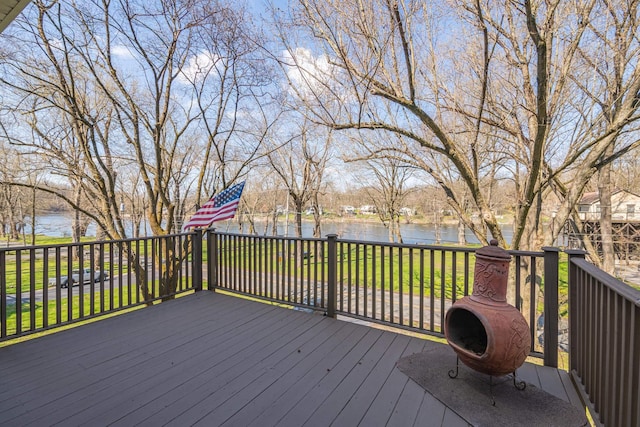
[265,119,332,238]
[0,0,274,298]
[275,0,640,257]
[357,157,414,243]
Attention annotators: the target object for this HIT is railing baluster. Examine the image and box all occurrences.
[15,249,22,333]
[542,247,559,368]
[529,258,537,351]
[440,249,446,334]
[79,243,85,317]
[326,234,337,318]
[339,241,344,312]
[127,240,133,304]
[88,243,95,315]
[253,236,259,296]
[110,241,116,309]
[313,240,318,308]
[42,248,49,329]
[451,251,457,304]
[380,244,385,322]
[55,247,61,324]
[397,246,402,325]
[287,238,292,302]
[355,243,360,316]
[389,246,394,324]
[29,248,36,331]
[419,247,424,330]
[429,249,435,331]
[347,242,352,314]
[371,245,376,320]
[305,239,310,306]
[409,247,413,328]
[66,246,73,322]
[0,251,6,338]
[363,244,368,319]
[245,235,249,294]
[464,252,470,296]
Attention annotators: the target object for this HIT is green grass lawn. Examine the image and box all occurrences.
[1,234,203,294]
[215,237,572,336]
[2,280,200,339]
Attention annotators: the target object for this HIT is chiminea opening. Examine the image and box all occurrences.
[446,308,487,356]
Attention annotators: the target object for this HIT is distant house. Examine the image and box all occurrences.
[359,205,377,214]
[577,190,640,221]
[399,207,416,216]
[340,206,356,215]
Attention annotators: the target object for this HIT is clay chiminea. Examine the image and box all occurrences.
[444,240,531,377]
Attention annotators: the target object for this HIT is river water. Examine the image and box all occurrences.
[209,219,513,245]
[27,214,513,245]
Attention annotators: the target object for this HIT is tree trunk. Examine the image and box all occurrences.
[393,217,403,243]
[457,219,466,246]
[312,207,321,238]
[295,199,303,238]
[271,209,278,236]
[598,162,615,274]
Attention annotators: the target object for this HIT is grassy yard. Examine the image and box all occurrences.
[2,279,199,339]
[1,235,202,294]
[216,238,571,323]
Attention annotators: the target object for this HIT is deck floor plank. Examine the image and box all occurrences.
[0,291,582,427]
[536,364,571,402]
[356,338,428,426]
[412,393,449,427]
[386,375,431,427]
[442,408,474,427]
[558,369,585,409]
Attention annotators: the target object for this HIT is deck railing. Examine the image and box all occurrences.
[0,232,201,341]
[567,250,640,427]
[208,231,561,367]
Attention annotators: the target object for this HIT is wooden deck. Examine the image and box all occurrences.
[0,292,583,426]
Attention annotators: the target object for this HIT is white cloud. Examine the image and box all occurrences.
[282,48,337,99]
[178,51,220,84]
[111,45,135,60]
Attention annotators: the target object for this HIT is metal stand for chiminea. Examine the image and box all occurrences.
[443,240,531,406]
[447,355,526,406]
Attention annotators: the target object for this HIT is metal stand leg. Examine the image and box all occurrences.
[513,371,526,390]
[448,356,459,378]
[489,376,496,406]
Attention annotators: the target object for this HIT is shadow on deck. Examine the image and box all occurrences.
[0,292,584,426]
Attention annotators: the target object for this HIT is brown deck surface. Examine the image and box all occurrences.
[0,292,583,426]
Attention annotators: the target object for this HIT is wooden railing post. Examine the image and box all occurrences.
[207,229,218,291]
[327,234,337,318]
[542,246,559,368]
[565,249,586,372]
[192,230,203,292]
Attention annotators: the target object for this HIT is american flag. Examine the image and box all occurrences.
[182,181,245,231]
